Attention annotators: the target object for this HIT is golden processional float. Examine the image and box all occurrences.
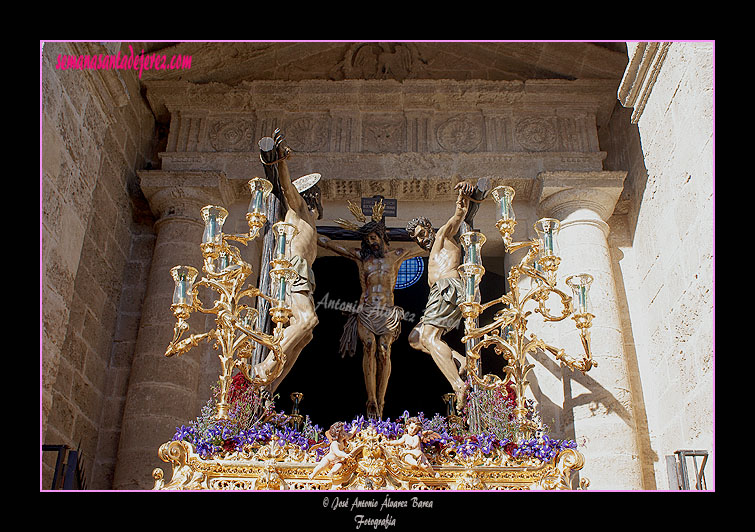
[152,173,597,491]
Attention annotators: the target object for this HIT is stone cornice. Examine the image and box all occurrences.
[536,171,627,221]
[137,170,238,221]
[617,42,671,124]
[156,152,608,203]
[143,78,620,124]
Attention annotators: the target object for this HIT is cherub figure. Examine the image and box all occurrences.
[384,417,440,477]
[309,421,357,479]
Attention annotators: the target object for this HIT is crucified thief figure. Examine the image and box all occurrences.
[406,181,476,412]
[318,209,424,419]
[254,129,323,392]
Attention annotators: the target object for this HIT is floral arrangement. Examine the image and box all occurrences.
[172,373,325,459]
[172,374,577,464]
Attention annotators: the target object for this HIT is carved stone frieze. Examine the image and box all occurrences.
[167,109,599,157]
[207,118,255,152]
[282,115,330,152]
[143,78,619,211]
[435,115,484,153]
[362,114,405,153]
[144,78,618,132]
[515,117,557,152]
[154,150,608,205]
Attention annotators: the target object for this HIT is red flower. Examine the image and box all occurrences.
[503,383,517,407]
[227,373,250,404]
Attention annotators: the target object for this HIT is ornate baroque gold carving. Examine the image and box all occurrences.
[153,429,588,491]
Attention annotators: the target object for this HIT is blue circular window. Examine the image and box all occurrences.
[395,257,424,289]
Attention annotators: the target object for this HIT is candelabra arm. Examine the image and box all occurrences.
[480,294,513,313]
[239,286,277,306]
[538,330,597,374]
[223,230,259,245]
[165,330,215,358]
[531,286,573,322]
[181,280,229,316]
[502,234,538,254]
[464,333,516,390]
[461,311,513,344]
[519,265,550,286]
[232,321,282,356]
[505,240,541,285]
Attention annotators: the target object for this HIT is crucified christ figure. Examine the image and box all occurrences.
[318,206,424,419]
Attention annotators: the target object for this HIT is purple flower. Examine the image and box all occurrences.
[195,440,219,458]
[173,425,196,442]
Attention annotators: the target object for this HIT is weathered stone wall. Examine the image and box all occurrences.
[41,42,156,489]
[609,42,715,489]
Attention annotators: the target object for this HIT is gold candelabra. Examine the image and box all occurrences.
[165,177,299,420]
[458,185,597,440]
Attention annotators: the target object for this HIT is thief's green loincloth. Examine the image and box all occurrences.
[419,277,465,332]
[289,255,316,294]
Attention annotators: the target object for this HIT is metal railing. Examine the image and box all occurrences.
[42,444,86,490]
[666,449,708,490]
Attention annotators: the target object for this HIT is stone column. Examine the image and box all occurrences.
[112,171,234,490]
[535,171,642,490]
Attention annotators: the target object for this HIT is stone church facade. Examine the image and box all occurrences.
[40,42,714,490]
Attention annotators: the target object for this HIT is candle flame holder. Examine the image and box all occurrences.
[164,178,296,420]
[461,186,598,441]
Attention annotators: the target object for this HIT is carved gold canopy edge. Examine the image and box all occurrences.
[152,439,587,491]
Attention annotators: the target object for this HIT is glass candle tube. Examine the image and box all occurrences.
[459,231,486,301]
[462,269,477,302]
[534,218,560,257]
[566,274,594,314]
[270,272,291,307]
[246,178,273,234]
[534,251,544,273]
[239,307,259,329]
[460,231,486,266]
[247,177,273,215]
[491,185,516,222]
[170,265,198,306]
[465,272,475,300]
[277,276,287,302]
[217,251,230,271]
[201,206,228,245]
[271,222,299,262]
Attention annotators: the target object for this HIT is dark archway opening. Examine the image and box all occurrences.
[275,255,507,429]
